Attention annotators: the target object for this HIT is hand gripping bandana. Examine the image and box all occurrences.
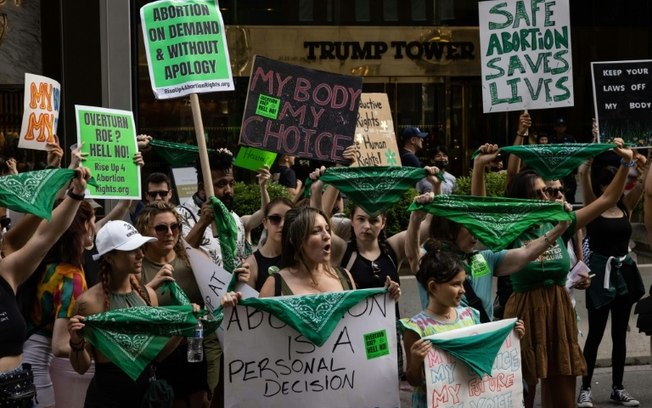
[408,194,573,251]
[472,143,615,180]
[319,166,427,217]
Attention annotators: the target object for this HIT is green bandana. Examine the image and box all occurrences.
[425,320,515,377]
[0,169,98,220]
[472,143,614,180]
[209,196,238,273]
[409,194,572,251]
[149,139,214,167]
[320,166,426,217]
[82,305,222,381]
[237,288,386,346]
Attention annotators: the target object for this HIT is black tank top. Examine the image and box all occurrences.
[341,241,400,289]
[0,276,27,358]
[253,250,282,291]
[586,209,631,257]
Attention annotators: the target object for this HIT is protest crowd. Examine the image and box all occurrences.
[3,1,652,408]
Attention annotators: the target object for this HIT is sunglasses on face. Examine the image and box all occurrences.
[266,214,284,226]
[534,189,548,200]
[544,187,565,196]
[146,190,169,199]
[154,223,181,234]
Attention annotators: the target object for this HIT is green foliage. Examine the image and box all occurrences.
[454,171,507,197]
[382,188,419,237]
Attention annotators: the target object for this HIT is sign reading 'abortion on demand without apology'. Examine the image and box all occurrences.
[479,0,574,113]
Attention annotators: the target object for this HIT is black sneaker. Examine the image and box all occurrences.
[610,388,639,407]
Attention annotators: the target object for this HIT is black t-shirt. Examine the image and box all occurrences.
[278,167,297,189]
[0,275,26,357]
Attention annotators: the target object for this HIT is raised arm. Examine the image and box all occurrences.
[0,167,91,291]
[575,138,633,230]
[505,111,531,189]
[471,143,500,196]
[242,166,271,235]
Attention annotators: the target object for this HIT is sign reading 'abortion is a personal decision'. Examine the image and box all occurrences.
[239,56,362,164]
[223,293,399,408]
[140,0,234,99]
[479,0,574,113]
[592,60,652,146]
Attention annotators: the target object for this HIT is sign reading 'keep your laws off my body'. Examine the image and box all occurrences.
[592,60,652,146]
[239,56,362,164]
[479,0,574,113]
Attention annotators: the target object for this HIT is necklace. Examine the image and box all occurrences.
[427,307,451,320]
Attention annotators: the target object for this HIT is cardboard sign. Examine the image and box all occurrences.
[140,0,234,99]
[75,105,140,199]
[478,0,574,113]
[234,146,277,172]
[424,319,524,408]
[171,167,198,205]
[591,60,652,146]
[223,293,399,408]
[351,93,400,167]
[239,56,363,164]
[19,73,61,151]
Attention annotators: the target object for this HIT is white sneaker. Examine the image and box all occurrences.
[577,387,593,408]
[610,388,639,407]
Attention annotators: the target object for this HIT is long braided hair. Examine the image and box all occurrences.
[98,256,152,311]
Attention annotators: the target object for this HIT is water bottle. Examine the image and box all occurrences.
[187,319,204,362]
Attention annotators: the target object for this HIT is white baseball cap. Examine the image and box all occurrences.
[93,220,157,260]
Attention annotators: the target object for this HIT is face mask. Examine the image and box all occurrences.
[434,160,448,169]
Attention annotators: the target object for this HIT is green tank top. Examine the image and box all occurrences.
[109,290,147,310]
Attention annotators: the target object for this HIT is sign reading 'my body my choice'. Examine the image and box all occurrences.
[75,106,140,200]
[592,60,652,146]
[479,0,574,113]
[140,0,234,99]
[239,56,363,164]
[19,73,61,151]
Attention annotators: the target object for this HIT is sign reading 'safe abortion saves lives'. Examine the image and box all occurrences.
[140,0,234,99]
[75,106,140,200]
[592,60,652,146]
[239,56,362,164]
[223,293,399,408]
[479,0,574,113]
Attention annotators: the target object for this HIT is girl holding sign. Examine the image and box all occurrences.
[401,239,525,408]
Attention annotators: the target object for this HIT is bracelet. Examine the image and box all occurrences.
[620,158,636,167]
[516,132,526,137]
[543,232,553,247]
[66,188,85,201]
[69,339,85,352]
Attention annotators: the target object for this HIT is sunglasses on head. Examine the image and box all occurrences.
[266,214,284,226]
[146,190,169,199]
[154,223,180,234]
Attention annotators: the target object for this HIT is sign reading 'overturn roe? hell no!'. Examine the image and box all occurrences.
[239,56,363,164]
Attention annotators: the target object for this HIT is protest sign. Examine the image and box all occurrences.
[478,0,574,113]
[171,167,198,205]
[185,244,257,315]
[75,105,140,199]
[239,55,363,164]
[234,146,277,172]
[351,93,400,167]
[223,292,399,408]
[591,60,652,146]
[424,318,523,407]
[140,0,234,99]
[19,73,60,150]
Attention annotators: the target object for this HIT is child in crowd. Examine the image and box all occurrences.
[401,239,525,408]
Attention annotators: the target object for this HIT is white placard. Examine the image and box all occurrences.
[425,318,524,407]
[19,73,61,150]
[223,293,400,408]
[479,0,574,113]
